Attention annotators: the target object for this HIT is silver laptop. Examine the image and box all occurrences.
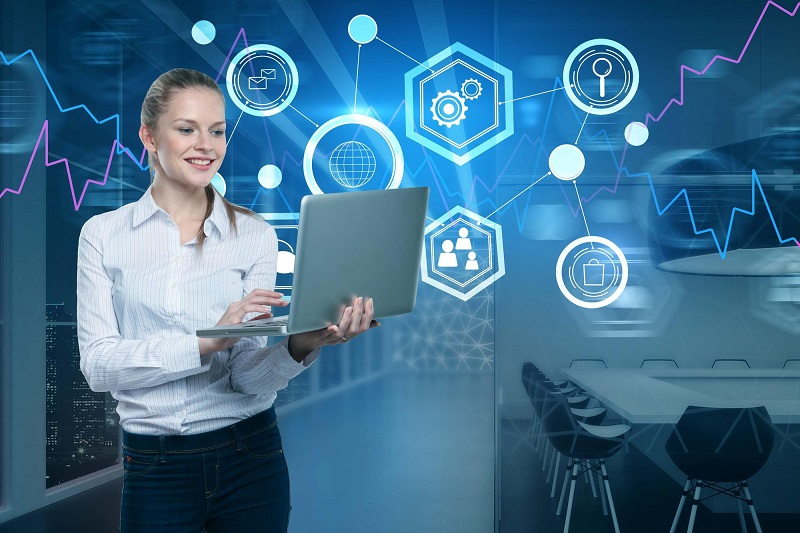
[197,187,429,337]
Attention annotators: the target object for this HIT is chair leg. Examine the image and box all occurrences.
[587,461,598,498]
[687,481,703,533]
[550,452,562,498]
[669,478,692,533]
[557,458,573,514]
[562,462,579,533]
[741,481,763,533]
[596,461,608,516]
[599,460,621,533]
[543,442,553,471]
[546,448,557,482]
[735,483,748,533]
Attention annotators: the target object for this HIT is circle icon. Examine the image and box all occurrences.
[225,44,299,117]
[430,90,468,128]
[556,236,628,308]
[624,121,649,146]
[548,144,586,181]
[329,141,376,188]
[258,164,283,189]
[191,20,216,45]
[563,39,639,116]
[303,114,404,195]
[348,15,378,44]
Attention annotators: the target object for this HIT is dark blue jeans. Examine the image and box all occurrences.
[120,408,290,533]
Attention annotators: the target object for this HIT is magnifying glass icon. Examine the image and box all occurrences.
[592,58,613,98]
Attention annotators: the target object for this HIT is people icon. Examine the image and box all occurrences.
[437,240,458,267]
[455,227,472,250]
[465,251,479,271]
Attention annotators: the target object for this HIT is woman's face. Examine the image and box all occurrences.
[141,87,226,190]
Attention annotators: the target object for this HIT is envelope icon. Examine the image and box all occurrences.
[248,69,277,90]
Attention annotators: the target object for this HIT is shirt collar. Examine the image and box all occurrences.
[131,186,232,240]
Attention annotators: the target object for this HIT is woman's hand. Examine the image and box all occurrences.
[287,297,380,362]
[198,289,288,355]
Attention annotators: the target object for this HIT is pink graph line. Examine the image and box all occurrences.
[214,28,251,83]
[0,121,117,211]
[645,0,800,126]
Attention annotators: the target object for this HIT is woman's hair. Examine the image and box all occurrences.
[141,68,259,251]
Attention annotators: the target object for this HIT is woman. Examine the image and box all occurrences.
[77,68,377,532]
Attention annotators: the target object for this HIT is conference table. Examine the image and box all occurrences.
[558,367,800,513]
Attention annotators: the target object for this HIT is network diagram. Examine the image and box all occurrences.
[2,2,800,308]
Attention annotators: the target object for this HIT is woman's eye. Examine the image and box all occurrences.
[211,130,225,137]
[179,128,193,134]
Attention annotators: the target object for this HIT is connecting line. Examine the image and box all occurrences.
[485,171,551,219]
[226,110,244,147]
[575,107,591,144]
[375,36,434,73]
[288,104,320,128]
[499,85,573,106]
[573,180,593,247]
[354,44,362,113]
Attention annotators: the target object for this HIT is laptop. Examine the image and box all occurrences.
[196,187,429,337]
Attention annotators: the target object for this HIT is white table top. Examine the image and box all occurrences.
[559,368,800,424]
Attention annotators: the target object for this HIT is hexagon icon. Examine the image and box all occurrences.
[405,42,514,166]
[422,206,505,300]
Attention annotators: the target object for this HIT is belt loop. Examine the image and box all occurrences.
[231,424,242,451]
[158,436,166,456]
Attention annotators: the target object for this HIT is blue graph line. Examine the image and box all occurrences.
[0,49,148,171]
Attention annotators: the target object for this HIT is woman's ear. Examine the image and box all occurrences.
[139,124,156,153]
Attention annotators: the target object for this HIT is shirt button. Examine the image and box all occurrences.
[178,389,185,397]
[177,410,186,417]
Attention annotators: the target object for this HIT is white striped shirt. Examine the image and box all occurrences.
[77,186,318,435]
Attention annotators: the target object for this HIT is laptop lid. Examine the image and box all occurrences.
[196,187,429,337]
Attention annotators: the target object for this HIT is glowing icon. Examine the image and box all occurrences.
[328,141,376,188]
[422,206,505,301]
[191,20,216,45]
[556,236,628,308]
[624,121,649,146]
[405,42,513,166]
[548,144,585,181]
[563,39,639,116]
[303,114,403,195]
[226,44,298,117]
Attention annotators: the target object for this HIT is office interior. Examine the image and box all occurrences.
[3,0,800,531]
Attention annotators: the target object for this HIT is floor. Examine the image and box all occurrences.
[499,418,800,532]
[0,372,495,533]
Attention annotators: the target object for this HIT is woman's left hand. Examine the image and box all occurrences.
[287,297,380,361]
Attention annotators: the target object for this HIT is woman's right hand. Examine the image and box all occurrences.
[198,289,288,355]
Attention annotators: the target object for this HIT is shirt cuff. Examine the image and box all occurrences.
[163,335,204,376]
[272,337,320,378]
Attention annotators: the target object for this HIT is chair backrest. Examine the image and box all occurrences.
[641,359,679,370]
[666,405,774,482]
[784,359,800,369]
[712,359,750,369]
[569,359,607,369]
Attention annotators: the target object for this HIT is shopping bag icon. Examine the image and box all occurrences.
[583,258,605,287]
[248,69,277,90]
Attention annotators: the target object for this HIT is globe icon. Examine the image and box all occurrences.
[328,141,377,188]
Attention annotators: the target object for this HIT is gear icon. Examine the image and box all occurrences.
[460,78,482,100]
[430,90,468,128]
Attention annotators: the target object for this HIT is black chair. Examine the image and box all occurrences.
[541,388,630,533]
[666,406,774,533]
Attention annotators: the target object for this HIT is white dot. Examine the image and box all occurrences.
[443,103,455,115]
[624,121,649,146]
[548,144,585,181]
[211,173,226,195]
[191,20,216,45]
[258,165,283,189]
